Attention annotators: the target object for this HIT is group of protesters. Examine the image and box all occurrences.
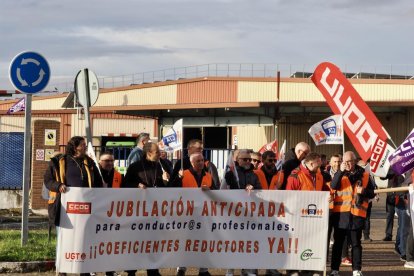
[44,133,414,276]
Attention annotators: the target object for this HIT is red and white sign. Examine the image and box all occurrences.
[36,149,45,161]
[311,62,394,177]
[66,202,92,214]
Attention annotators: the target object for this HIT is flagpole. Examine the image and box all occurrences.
[181,120,184,172]
[341,115,345,155]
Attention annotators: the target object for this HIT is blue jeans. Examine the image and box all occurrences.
[395,207,410,256]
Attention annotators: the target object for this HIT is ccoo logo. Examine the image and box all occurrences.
[67,202,91,214]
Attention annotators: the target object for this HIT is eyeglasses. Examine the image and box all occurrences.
[101,159,114,162]
[239,158,252,162]
[252,159,260,163]
[266,158,276,163]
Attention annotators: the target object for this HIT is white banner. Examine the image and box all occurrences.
[57,188,329,273]
[308,115,344,146]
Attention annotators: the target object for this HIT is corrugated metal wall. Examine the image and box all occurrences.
[353,83,414,102]
[32,97,67,110]
[237,81,278,102]
[177,80,237,104]
[279,81,325,102]
[93,118,155,136]
[236,126,274,151]
[0,116,24,132]
[273,111,414,160]
[0,116,60,132]
[96,85,177,106]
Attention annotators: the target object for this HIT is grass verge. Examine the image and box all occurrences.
[0,229,56,262]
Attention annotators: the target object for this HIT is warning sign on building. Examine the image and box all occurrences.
[45,149,55,161]
[45,129,56,146]
[36,149,45,161]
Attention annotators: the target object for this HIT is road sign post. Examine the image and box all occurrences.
[9,51,50,246]
[75,69,99,145]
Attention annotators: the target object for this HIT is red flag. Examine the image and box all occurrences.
[258,139,278,155]
[311,62,394,177]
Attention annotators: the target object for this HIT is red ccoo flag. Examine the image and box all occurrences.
[258,139,278,155]
[311,62,394,177]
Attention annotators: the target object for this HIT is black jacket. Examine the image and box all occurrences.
[44,154,103,225]
[281,148,300,190]
[123,158,166,188]
[225,164,261,190]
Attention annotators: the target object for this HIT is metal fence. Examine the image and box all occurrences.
[46,63,414,92]
[0,133,24,189]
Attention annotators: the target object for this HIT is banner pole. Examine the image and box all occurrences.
[181,120,184,172]
[374,187,410,194]
[342,116,345,156]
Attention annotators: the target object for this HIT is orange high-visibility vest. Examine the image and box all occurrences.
[269,171,284,190]
[48,168,60,204]
[112,170,122,188]
[254,169,283,190]
[182,170,212,188]
[291,169,324,191]
[333,172,370,218]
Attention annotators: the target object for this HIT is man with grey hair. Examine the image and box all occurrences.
[281,142,310,190]
[126,132,150,167]
[329,151,375,276]
[173,152,214,276]
[169,139,220,189]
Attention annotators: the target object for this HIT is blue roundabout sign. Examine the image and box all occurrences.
[9,51,50,94]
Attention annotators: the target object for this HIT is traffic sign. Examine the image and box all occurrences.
[75,68,99,107]
[9,51,50,94]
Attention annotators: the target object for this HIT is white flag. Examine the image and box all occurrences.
[220,151,239,189]
[161,119,183,152]
[7,97,25,114]
[276,140,286,171]
[308,115,344,146]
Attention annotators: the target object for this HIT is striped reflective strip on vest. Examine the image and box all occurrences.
[333,172,369,217]
[48,165,62,204]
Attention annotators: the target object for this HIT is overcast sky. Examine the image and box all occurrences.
[1,0,413,91]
